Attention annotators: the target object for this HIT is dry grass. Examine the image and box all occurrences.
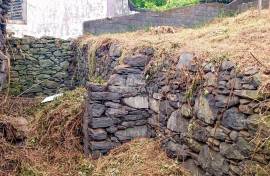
[1,88,187,176]
[93,138,190,176]
[79,9,270,70]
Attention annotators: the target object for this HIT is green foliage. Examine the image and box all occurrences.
[132,0,199,11]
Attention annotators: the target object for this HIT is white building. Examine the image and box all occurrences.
[7,0,132,39]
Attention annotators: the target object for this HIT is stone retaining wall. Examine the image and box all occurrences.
[8,37,87,96]
[225,0,270,13]
[86,51,270,175]
[83,3,222,35]
[0,0,10,91]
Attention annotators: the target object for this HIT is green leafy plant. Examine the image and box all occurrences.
[132,0,199,11]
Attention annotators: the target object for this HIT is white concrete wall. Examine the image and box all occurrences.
[7,0,132,39]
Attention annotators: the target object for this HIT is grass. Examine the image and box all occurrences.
[0,88,187,176]
[79,9,270,70]
[131,0,199,11]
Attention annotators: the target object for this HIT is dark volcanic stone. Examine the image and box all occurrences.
[220,142,245,160]
[89,92,121,101]
[221,60,235,71]
[194,94,217,125]
[106,126,118,133]
[221,107,247,130]
[123,115,145,121]
[105,108,128,117]
[115,126,151,141]
[167,110,189,133]
[114,65,142,74]
[164,141,190,160]
[123,54,150,67]
[190,122,209,143]
[90,103,106,117]
[198,145,229,176]
[90,117,114,128]
[89,129,107,141]
[176,52,196,71]
[90,141,117,151]
[215,94,239,108]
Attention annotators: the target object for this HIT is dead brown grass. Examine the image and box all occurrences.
[78,9,270,70]
[1,88,187,176]
[93,138,190,176]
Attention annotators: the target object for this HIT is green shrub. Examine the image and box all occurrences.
[132,0,199,11]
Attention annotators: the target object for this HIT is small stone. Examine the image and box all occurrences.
[221,60,235,71]
[109,43,122,57]
[176,52,196,71]
[126,74,145,87]
[123,115,145,121]
[180,104,192,118]
[236,137,253,156]
[90,104,105,117]
[105,102,122,108]
[220,142,245,160]
[190,121,209,142]
[153,93,162,100]
[207,137,220,147]
[215,94,239,108]
[90,92,121,101]
[226,78,242,89]
[204,72,217,87]
[167,94,178,101]
[123,54,150,67]
[164,141,190,160]
[90,141,116,151]
[239,104,254,115]
[105,108,128,117]
[242,84,256,90]
[229,131,238,141]
[123,96,149,109]
[202,62,215,73]
[108,74,126,86]
[159,101,174,116]
[106,126,118,133]
[243,67,258,76]
[114,65,142,74]
[89,129,107,141]
[186,138,203,153]
[210,127,228,141]
[234,90,262,100]
[121,121,136,128]
[115,126,151,141]
[90,117,114,128]
[149,98,160,113]
[239,99,251,105]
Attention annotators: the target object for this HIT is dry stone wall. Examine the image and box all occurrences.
[8,37,87,96]
[86,50,270,175]
[86,54,155,158]
[0,0,10,91]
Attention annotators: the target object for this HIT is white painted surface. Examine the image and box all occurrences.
[7,0,132,39]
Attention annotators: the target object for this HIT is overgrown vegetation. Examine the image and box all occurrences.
[1,88,187,175]
[131,0,199,11]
